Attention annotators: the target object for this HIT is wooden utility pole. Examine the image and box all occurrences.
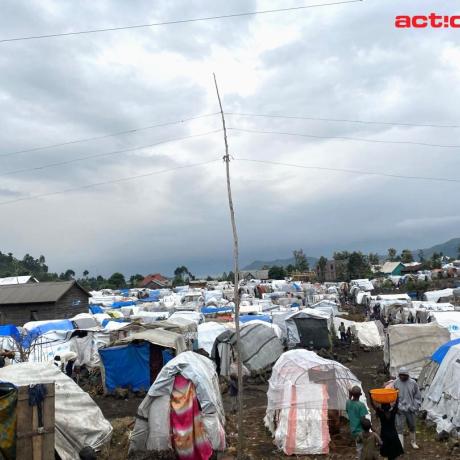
[213,73,244,458]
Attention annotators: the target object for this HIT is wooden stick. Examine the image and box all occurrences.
[213,73,244,459]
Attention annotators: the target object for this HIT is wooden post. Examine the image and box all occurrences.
[16,383,55,460]
[213,73,244,458]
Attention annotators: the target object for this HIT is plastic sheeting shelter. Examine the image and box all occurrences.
[197,322,228,356]
[99,329,187,392]
[0,363,112,460]
[264,350,367,456]
[212,322,283,376]
[422,344,460,435]
[384,323,450,379]
[285,309,331,349]
[129,351,225,456]
[333,318,383,348]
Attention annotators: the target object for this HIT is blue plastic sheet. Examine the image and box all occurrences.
[23,320,74,348]
[89,305,104,314]
[101,318,128,328]
[431,338,460,364]
[0,325,20,342]
[240,314,271,323]
[111,300,137,308]
[201,306,234,315]
[99,343,150,392]
[162,349,174,365]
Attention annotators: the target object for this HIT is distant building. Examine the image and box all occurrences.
[139,273,171,289]
[0,276,39,286]
[189,280,207,289]
[401,262,424,275]
[239,270,269,281]
[0,280,89,326]
[316,260,347,282]
[381,261,405,276]
[291,271,317,282]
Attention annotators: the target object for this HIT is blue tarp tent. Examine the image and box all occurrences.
[99,343,150,392]
[431,338,460,364]
[23,319,74,348]
[138,290,160,303]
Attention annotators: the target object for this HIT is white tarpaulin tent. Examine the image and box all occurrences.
[423,289,454,303]
[264,350,367,456]
[384,323,450,379]
[197,322,228,355]
[429,311,460,339]
[129,351,225,456]
[422,344,460,435]
[333,318,383,348]
[0,363,112,460]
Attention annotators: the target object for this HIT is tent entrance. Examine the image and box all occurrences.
[293,318,329,349]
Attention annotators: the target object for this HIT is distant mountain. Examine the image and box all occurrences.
[243,256,318,271]
[416,237,460,259]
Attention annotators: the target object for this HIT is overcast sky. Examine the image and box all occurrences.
[1,0,460,277]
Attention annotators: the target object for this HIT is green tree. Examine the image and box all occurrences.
[268,265,286,280]
[108,272,126,289]
[400,249,414,264]
[59,269,75,281]
[206,275,213,281]
[173,266,192,285]
[293,249,309,272]
[129,274,144,287]
[368,253,380,265]
[387,248,397,261]
[418,250,425,263]
[430,252,442,269]
[285,264,296,274]
[227,271,235,283]
[347,252,371,281]
[316,256,328,282]
[83,270,89,278]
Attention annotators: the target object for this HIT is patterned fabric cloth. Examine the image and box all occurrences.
[0,383,18,460]
[170,375,213,460]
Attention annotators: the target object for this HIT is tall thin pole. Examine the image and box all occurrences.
[213,73,244,458]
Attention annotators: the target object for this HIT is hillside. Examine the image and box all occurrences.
[243,256,318,271]
[417,237,460,259]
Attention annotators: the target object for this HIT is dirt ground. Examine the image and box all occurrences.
[94,345,460,460]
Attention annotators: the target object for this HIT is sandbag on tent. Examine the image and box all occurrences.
[384,323,450,379]
[129,351,225,457]
[422,344,460,435]
[0,363,112,460]
[264,349,367,456]
[333,318,383,348]
[211,322,283,376]
[284,309,332,349]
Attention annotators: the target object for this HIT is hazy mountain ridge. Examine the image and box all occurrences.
[243,237,460,270]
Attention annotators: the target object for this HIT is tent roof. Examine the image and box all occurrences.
[117,328,187,352]
[431,338,460,363]
[0,280,89,305]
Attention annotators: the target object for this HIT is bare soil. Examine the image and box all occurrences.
[94,346,460,459]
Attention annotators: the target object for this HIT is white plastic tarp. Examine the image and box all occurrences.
[198,322,228,355]
[333,318,382,348]
[386,323,450,378]
[422,344,460,433]
[429,311,460,339]
[0,363,112,460]
[423,289,454,303]
[264,350,367,455]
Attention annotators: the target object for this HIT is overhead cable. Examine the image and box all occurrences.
[0,0,363,43]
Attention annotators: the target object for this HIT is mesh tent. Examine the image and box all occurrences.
[264,349,367,455]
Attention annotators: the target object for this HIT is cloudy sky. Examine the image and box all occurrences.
[1,0,460,277]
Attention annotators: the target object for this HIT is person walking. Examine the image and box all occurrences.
[346,386,369,459]
[369,393,404,459]
[339,322,347,342]
[393,367,421,450]
[228,373,238,414]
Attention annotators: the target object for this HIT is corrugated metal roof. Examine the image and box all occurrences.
[0,276,38,286]
[0,281,88,305]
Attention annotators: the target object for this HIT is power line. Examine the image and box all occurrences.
[0,159,219,206]
[0,0,363,43]
[236,158,460,184]
[0,129,222,178]
[228,127,460,149]
[0,112,219,158]
[226,112,460,129]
